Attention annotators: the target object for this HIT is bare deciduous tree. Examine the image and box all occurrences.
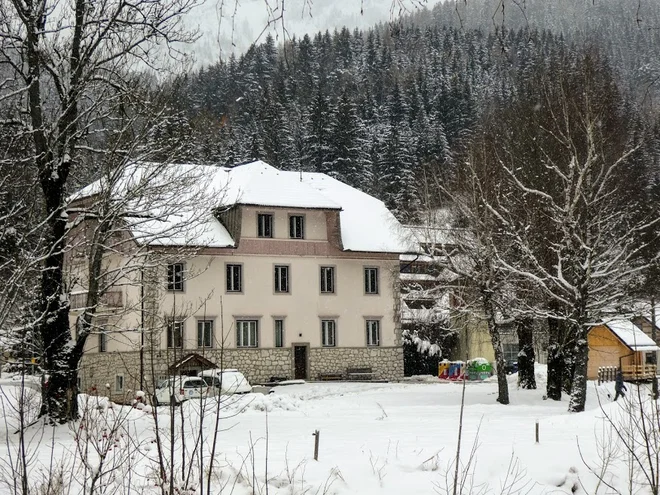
[0,0,201,422]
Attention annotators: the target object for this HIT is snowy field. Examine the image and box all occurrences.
[0,369,655,494]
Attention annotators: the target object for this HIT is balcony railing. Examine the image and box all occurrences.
[622,364,657,382]
[70,290,123,310]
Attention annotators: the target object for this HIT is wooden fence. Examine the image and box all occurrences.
[597,366,617,385]
[598,365,657,384]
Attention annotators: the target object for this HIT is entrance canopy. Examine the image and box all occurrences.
[168,353,217,376]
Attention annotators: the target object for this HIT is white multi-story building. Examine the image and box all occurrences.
[67,161,411,400]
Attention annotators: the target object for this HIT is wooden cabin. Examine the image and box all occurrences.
[587,320,658,381]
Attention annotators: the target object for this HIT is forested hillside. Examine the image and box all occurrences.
[167,0,660,222]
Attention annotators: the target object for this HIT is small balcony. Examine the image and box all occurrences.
[622,364,657,382]
[70,290,123,310]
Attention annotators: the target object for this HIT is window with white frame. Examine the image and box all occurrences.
[237,320,258,347]
[226,264,242,292]
[289,215,304,239]
[167,320,184,348]
[364,267,379,294]
[274,319,284,347]
[258,213,273,238]
[321,320,336,347]
[198,320,213,348]
[115,374,124,393]
[320,266,335,293]
[167,263,184,291]
[274,265,290,293]
[366,320,380,346]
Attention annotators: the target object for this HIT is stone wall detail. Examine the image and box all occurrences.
[80,346,404,403]
[309,347,403,381]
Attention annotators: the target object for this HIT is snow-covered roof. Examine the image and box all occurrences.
[225,161,341,210]
[70,161,413,253]
[299,172,414,253]
[70,162,235,248]
[604,319,659,352]
[400,273,438,282]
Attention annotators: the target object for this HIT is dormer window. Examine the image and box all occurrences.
[257,213,273,238]
[289,215,304,239]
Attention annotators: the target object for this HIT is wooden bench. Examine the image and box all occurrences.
[318,373,343,381]
[346,367,374,381]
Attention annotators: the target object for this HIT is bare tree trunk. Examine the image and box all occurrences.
[38,168,73,422]
[516,316,536,389]
[546,314,563,401]
[483,292,509,405]
[562,344,576,395]
[568,329,589,412]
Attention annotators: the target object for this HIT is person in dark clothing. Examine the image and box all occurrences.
[614,370,627,401]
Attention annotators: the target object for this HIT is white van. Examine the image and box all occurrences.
[198,369,252,395]
[154,376,208,405]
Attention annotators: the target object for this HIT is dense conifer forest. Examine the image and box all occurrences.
[164,0,660,222]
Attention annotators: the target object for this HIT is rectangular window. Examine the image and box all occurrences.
[258,213,273,238]
[99,331,107,353]
[237,320,258,347]
[167,263,184,291]
[226,264,242,292]
[502,343,518,364]
[274,265,289,293]
[274,319,284,347]
[321,320,336,347]
[167,320,184,348]
[115,375,124,393]
[364,267,379,294]
[198,320,213,348]
[289,215,304,239]
[320,266,335,293]
[366,320,380,346]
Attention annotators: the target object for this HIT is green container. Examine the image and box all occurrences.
[467,359,493,381]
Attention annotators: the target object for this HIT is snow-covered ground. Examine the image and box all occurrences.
[0,369,655,494]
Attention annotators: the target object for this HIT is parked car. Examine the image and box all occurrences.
[504,361,518,375]
[198,369,252,395]
[154,376,208,406]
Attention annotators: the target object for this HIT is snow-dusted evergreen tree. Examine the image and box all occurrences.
[303,86,333,173]
[326,90,372,189]
[376,81,420,222]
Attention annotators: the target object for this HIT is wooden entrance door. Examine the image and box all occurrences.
[294,345,308,380]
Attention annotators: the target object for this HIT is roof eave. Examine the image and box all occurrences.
[236,202,342,211]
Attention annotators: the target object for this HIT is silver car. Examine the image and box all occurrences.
[154,376,208,406]
[198,369,252,395]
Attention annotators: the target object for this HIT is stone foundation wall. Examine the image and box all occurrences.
[309,347,403,381]
[80,346,404,403]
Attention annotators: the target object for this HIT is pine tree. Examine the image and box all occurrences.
[303,86,332,173]
[327,91,371,189]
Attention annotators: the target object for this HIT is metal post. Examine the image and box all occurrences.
[535,421,539,443]
[313,430,320,461]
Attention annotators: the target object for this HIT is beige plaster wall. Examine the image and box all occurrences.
[240,206,329,241]
[155,254,399,350]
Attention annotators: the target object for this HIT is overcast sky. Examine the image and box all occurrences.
[181,0,443,66]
